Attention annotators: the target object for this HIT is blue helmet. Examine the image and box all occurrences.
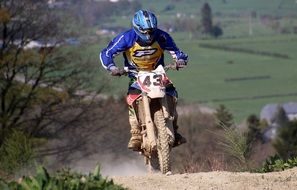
[132,10,157,44]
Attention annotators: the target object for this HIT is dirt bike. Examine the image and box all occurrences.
[120,64,179,175]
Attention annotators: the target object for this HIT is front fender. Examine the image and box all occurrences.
[126,94,141,106]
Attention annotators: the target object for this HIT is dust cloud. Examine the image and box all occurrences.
[68,152,147,177]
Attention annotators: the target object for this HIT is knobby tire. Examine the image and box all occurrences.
[154,108,171,174]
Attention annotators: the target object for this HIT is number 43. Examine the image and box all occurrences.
[142,74,163,87]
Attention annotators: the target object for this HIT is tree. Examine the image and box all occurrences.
[0,0,108,174]
[211,25,223,38]
[272,106,297,160]
[201,2,213,34]
[246,114,262,145]
[273,120,297,160]
[214,104,234,128]
[272,105,289,127]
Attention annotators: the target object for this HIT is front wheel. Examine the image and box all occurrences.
[154,108,171,174]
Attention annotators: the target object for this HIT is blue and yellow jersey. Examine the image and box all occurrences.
[124,41,163,70]
[100,29,187,75]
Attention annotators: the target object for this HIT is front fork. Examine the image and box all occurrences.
[142,92,157,152]
[142,92,175,153]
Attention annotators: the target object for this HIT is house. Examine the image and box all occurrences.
[260,102,297,124]
[260,102,297,141]
[283,102,297,121]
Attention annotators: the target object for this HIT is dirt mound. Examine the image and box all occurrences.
[112,167,297,190]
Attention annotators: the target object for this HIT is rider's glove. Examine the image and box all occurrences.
[109,66,121,76]
[176,52,188,69]
[176,59,187,68]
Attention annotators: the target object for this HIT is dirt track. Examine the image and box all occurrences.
[112,168,297,190]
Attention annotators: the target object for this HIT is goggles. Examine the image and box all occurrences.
[139,28,155,35]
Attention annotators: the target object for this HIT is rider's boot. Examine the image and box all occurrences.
[173,124,187,147]
[166,95,187,147]
[127,107,142,151]
[128,128,142,151]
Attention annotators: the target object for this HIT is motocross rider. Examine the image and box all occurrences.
[100,10,188,150]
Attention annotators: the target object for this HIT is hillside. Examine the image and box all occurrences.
[112,167,297,190]
[91,0,297,122]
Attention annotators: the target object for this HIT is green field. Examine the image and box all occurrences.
[84,0,297,122]
[175,35,297,121]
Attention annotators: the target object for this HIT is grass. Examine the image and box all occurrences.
[218,125,251,169]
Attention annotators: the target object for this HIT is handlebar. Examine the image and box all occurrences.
[164,64,182,71]
[110,63,186,77]
[117,64,184,76]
